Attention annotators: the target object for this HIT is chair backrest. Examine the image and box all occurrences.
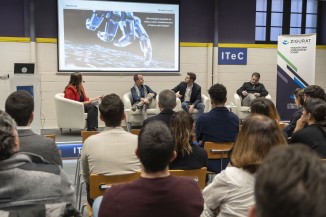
[81,131,100,143]
[278,122,285,130]
[204,142,234,159]
[201,94,211,112]
[169,167,207,190]
[54,93,86,129]
[89,172,141,199]
[44,134,56,141]
[130,129,141,135]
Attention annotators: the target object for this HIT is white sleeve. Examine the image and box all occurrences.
[202,170,229,210]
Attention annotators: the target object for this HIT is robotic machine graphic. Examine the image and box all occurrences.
[86,10,152,65]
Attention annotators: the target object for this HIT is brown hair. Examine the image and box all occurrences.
[64,72,83,94]
[251,98,281,121]
[187,72,196,82]
[231,115,287,173]
[171,111,193,156]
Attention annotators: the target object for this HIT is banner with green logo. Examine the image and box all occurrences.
[276,34,316,120]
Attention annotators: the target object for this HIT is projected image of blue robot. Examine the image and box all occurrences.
[86,11,152,65]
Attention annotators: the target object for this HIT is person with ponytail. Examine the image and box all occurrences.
[64,72,102,131]
[290,98,326,157]
[169,111,207,170]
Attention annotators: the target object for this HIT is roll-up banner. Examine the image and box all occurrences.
[276,34,316,120]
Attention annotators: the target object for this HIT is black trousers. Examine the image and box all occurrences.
[84,103,98,130]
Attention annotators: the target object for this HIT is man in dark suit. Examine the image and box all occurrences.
[5,90,62,167]
[236,72,268,106]
[142,89,176,127]
[172,72,204,119]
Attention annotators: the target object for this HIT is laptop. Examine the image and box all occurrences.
[14,63,35,75]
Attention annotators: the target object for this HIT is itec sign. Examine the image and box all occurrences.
[218,48,247,65]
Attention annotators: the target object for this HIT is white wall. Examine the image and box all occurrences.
[0,42,325,128]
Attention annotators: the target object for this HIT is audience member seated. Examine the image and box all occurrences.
[201,115,287,217]
[172,72,205,119]
[250,98,282,124]
[303,84,326,101]
[169,111,207,170]
[289,98,326,157]
[236,72,269,106]
[248,144,326,217]
[81,94,140,206]
[283,88,304,137]
[130,73,157,121]
[64,72,102,131]
[5,90,62,167]
[195,83,239,172]
[0,110,75,210]
[142,89,176,127]
[95,121,204,217]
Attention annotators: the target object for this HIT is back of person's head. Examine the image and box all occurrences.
[208,83,227,105]
[251,72,260,79]
[187,72,196,82]
[294,88,304,106]
[303,98,326,135]
[99,94,124,127]
[0,110,18,161]
[254,144,326,217]
[251,98,280,121]
[303,85,326,101]
[138,121,174,173]
[5,90,34,126]
[171,111,193,157]
[158,89,176,109]
[65,72,83,93]
[231,115,287,173]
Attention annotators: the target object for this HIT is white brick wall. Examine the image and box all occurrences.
[0,42,325,128]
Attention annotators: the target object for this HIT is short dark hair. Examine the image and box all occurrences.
[5,90,34,126]
[0,110,17,161]
[208,83,227,104]
[133,74,141,82]
[159,89,176,109]
[138,121,174,173]
[304,85,326,101]
[187,72,196,82]
[99,94,124,127]
[252,72,260,79]
[255,144,326,217]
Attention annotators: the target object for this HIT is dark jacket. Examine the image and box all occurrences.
[142,108,174,127]
[283,108,303,137]
[236,82,268,98]
[18,128,63,167]
[172,82,202,106]
[169,142,208,170]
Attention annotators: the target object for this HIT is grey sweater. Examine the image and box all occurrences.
[0,153,75,209]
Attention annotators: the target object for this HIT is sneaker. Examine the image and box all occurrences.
[131,105,137,112]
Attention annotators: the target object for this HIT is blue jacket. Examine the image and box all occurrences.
[130,85,156,104]
[195,107,239,144]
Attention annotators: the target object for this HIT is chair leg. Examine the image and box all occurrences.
[80,203,87,216]
[74,154,81,185]
[78,181,85,211]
